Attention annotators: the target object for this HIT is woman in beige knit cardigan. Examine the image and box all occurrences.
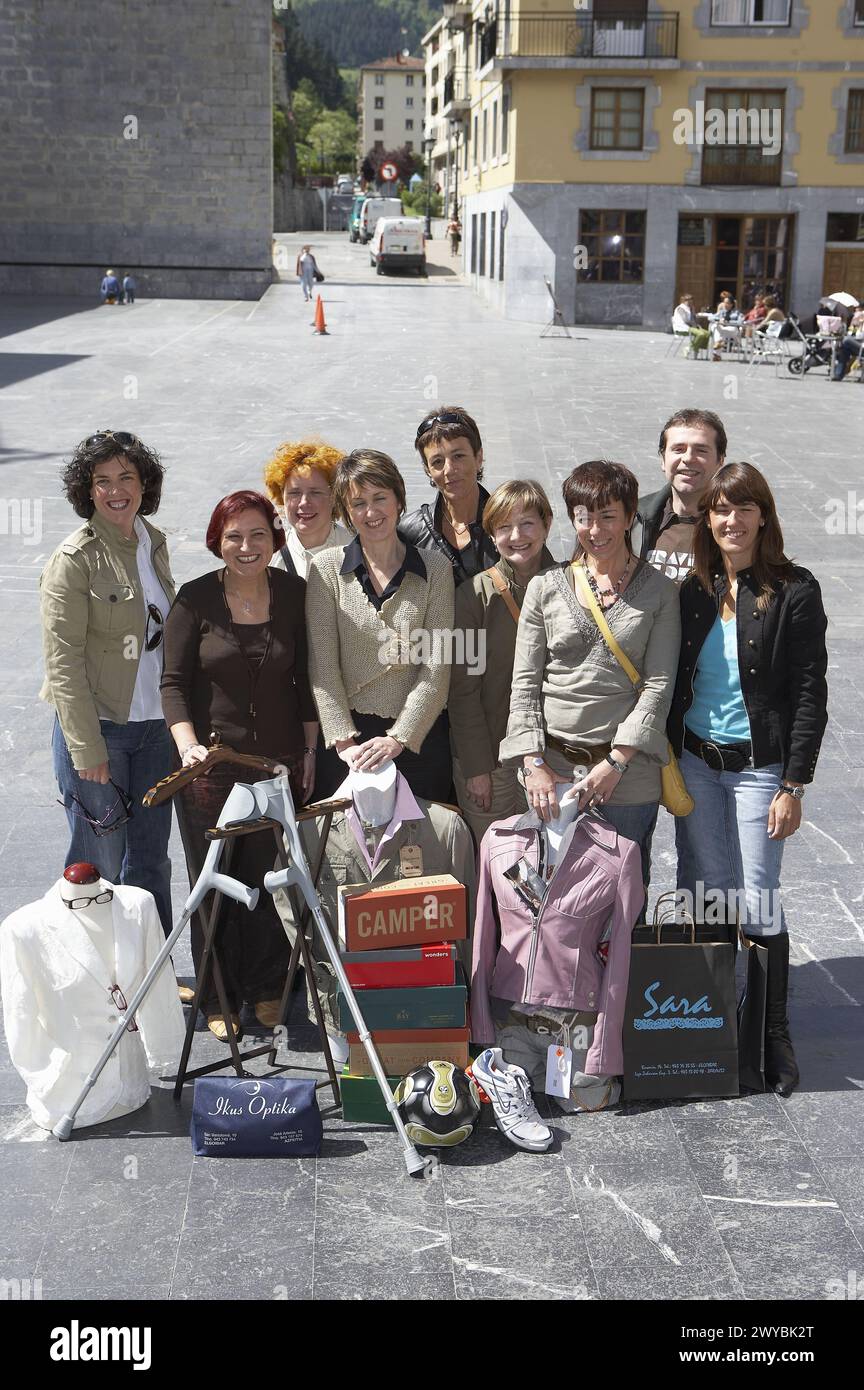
[305,450,455,802]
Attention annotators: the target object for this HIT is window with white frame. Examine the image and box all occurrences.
[406,97,414,107]
[492,99,498,157]
[710,0,791,22]
[501,87,510,156]
[856,0,864,22]
[482,109,488,162]
[374,119,384,132]
[406,118,414,130]
[374,96,384,110]
[406,75,414,86]
[375,73,385,86]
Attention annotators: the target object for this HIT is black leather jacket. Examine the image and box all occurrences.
[400,486,498,586]
[633,484,672,560]
[667,566,828,784]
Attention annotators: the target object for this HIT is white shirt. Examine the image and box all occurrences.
[672,303,694,333]
[127,515,170,722]
[271,521,351,581]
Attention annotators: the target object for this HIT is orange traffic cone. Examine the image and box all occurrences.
[313,294,328,335]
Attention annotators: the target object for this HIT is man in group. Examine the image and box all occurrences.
[633,406,727,900]
[633,407,728,583]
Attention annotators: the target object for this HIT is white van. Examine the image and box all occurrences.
[370,218,427,276]
[359,197,403,244]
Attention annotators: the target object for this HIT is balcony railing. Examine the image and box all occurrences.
[497,12,679,60]
[443,71,470,108]
[479,20,498,68]
[701,145,782,186]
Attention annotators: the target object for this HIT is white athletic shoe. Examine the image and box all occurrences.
[470,1047,554,1153]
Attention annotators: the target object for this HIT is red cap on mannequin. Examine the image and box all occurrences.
[63,863,101,885]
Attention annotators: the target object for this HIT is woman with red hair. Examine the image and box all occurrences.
[161,490,318,1039]
[263,439,350,580]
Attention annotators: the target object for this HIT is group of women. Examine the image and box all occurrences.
[41,407,827,1092]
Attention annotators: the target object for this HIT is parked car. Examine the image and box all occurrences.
[358,197,403,245]
[336,174,354,195]
[370,218,426,276]
[348,194,367,243]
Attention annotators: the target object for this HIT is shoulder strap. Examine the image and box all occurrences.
[279,543,297,577]
[488,566,521,623]
[571,562,641,688]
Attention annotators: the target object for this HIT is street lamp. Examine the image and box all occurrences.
[449,120,461,221]
[423,135,435,239]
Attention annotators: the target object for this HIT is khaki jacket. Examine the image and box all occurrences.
[449,550,556,780]
[40,512,175,769]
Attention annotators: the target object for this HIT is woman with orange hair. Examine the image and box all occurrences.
[263,440,350,580]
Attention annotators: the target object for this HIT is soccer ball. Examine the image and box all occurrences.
[394,1061,482,1148]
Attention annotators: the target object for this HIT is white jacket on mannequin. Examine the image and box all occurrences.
[1,884,186,1130]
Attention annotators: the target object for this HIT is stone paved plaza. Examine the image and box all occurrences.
[1,234,863,1302]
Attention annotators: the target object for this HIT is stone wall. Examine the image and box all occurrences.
[0,0,274,299]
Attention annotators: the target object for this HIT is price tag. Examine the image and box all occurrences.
[545,1043,572,1098]
[399,843,424,877]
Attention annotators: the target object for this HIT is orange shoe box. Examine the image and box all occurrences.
[338,875,466,953]
[346,1026,471,1077]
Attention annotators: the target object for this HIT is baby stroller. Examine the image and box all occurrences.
[786,315,834,375]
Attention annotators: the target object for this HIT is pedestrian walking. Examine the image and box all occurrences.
[296,245,319,303]
[100,269,120,304]
[123,274,137,304]
[448,217,462,257]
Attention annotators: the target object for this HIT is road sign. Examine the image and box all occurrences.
[380,162,398,183]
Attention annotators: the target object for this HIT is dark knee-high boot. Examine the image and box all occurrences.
[761,932,799,1097]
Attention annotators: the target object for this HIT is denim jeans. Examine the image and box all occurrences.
[676,749,786,936]
[52,717,173,936]
[597,800,659,893]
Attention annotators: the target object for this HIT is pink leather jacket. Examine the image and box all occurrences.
[471,811,643,1075]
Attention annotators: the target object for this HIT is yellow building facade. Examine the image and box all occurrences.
[423,1,864,326]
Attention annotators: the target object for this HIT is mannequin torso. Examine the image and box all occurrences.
[57,864,141,1123]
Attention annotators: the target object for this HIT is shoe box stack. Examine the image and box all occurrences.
[336,874,469,1124]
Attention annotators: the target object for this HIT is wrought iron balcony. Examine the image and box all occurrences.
[701,145,782,187]
[443,71,471,114]
[496,12,679,61]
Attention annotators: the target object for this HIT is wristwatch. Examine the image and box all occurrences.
[606,753,628,775]
[778,784,805,801]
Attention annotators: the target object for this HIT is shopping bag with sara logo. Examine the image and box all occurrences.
[622,906,738,1101]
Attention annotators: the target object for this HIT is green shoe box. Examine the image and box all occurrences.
[336,975,467,1033]
[339,1069,401,1127]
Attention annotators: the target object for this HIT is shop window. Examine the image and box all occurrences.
[579,209,646,283]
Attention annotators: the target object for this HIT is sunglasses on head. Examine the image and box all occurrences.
[415,412,465,444]
[85,430,139,450]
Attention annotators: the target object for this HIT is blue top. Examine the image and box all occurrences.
[686,613,750,742]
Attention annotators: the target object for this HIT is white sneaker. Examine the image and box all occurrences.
[470,1048,554,1153]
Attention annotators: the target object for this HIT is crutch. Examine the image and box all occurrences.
[53,785,260,1140]
[219,774,435,1178]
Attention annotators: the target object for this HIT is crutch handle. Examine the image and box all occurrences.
[208,874,258,910]
[263,867,293,894]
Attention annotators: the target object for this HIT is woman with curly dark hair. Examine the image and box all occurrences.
[40,430,176,938]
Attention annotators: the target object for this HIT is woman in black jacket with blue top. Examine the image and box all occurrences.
[668,462,828,1097]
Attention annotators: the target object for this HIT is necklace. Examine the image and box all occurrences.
[224,574,266,616]
[584,554,632,607]
[445,509,469,536]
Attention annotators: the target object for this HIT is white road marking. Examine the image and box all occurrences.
[148,301,242,357]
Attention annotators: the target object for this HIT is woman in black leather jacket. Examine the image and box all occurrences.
[668,462,828,1097]
[401,406,498,586]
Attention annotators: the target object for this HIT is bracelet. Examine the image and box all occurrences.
[606,753,628,776]
[303,747,317,756]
